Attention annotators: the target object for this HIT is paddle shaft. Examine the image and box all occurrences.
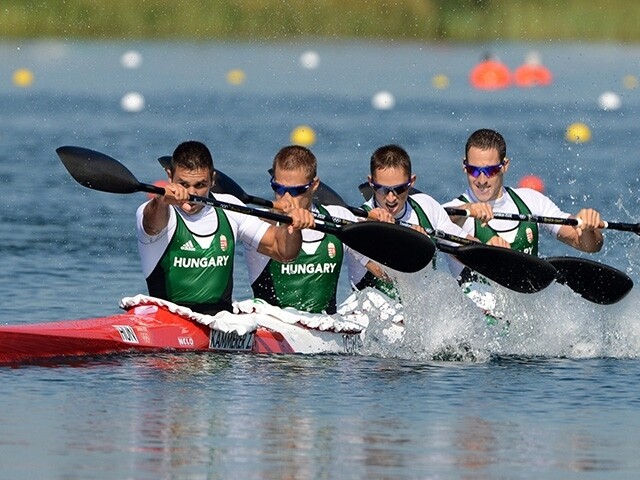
[153,155,436,272]
[331,200,478,246]
[241,192,472,246]
[160,156,362,228]
[445,207,640,234]
[142,182,345,236]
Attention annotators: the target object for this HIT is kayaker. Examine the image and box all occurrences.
[244,145,369,314]
[136,140,315,315]
[443,128,603,280]
[349,144,499,298]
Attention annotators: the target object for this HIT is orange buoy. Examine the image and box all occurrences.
[514,64,552,87]
[469,57,511,90]
[514,51,553,87]
[518,175,545,193]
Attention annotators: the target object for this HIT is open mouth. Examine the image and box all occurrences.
[385,200,400,213]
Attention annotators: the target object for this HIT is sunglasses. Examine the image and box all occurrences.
[369,180,412,196]
[270,177,315,197]
[463,161,505,178]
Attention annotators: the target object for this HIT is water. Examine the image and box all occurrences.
[1,40,640,478]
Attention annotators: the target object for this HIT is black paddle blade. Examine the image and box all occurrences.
[58,146,142,194]
[213,170,250,199]
[157,155,171,171]
[439,243,558,293]
[315,182,349,207]
[546,256,633,305]
[339,222,436,273]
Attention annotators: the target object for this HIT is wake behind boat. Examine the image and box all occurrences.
[0,294,388,365]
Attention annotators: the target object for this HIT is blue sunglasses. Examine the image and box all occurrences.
[463,161,505,178]
[270,177,315,197]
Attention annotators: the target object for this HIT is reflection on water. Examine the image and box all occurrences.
[4,355,634,478]
[2,40,640,477]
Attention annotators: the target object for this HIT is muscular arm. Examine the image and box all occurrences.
[141,183,190,235]
[257,225,303,262]
[142,197,171,235]
[556,208,604,252]
[255,207,315,262]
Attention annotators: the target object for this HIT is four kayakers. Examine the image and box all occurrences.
[135,134,606,315]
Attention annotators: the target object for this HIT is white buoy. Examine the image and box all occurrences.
[372,91,395,110]
[120,92,145,112]
[597,91,621,111]
[121,50,143,69]
[299,50,320,70]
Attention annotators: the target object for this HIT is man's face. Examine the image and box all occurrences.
[170,165,214,215]
[271,166,317,210]
[464,146,508,202]
[369,167,415,217]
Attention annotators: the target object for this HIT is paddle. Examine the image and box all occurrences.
[240,170,556,292]
[162,156,552,292]
[428,232,557,294]
[360,181,633,303]
[443,208,633,303]
[545,257,633,305]
[445,207,640,236]
[57,146,433,273]
[237,171,556,293]
[161,156,356,211]
[160,156,385,229]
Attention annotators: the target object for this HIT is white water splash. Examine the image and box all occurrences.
[353,265,640,362]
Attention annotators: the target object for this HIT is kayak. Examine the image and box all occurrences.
[0,295,373,365]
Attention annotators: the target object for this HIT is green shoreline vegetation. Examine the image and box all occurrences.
[1,0,639,43]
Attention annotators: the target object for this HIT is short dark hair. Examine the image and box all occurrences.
[272,145,317,181]
[465,129,507,161]
[370,144,411,177]
[171,141,214,175]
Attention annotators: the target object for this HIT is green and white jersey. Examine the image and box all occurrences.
[136,193,270,314]
[149,208,235,309]
[460,188,539,255]
[349,192,466,294]
[442,186,572,278]
[245,204,368,314]
[443,186,571,250]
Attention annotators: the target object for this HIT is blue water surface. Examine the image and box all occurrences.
[1,40,640,479]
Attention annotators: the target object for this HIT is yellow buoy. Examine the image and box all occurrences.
[13,68,34,87]
[623,75,638,90]
[290,125,316,146]
[432,74,450,90]
[565,122,591,143]
[226,69,246,85]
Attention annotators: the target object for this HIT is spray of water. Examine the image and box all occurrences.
[351,266,640,362]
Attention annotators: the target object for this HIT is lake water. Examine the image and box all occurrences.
[1,40,640,478]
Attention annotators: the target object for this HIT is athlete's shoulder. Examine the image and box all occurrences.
[509,186,551,203]
[211,192,246,206]
[410,192,442,208]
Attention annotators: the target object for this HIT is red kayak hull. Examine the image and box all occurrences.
[0,305,296,365]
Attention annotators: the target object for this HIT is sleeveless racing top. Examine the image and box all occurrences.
[251,205,344,314]
[356,197,435,298]
[459,187,539,256]
[146,207,235,314]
